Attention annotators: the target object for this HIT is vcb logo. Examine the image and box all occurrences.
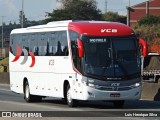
[101,29,118,33]
[111,83,120,87]
[12,45,35,67]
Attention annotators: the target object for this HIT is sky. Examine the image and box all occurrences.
[0,0,147,25]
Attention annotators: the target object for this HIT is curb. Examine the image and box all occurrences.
[0,72,10,84]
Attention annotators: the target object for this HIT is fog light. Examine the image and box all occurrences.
[88,83,95,88]
[88,92,95,97]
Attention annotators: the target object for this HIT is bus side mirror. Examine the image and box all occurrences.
[139,38,147,57]
[77,38,84,58]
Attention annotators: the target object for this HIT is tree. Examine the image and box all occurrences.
[103,11,126,24]
[138,15,160,26]
[44,0,102,23]
[9,21,12,26]
[133,15,160,44]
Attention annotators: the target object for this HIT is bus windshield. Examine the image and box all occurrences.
[83,36,141,80]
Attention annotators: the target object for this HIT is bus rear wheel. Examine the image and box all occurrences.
[24,81,42,102]
[66,85,78,107]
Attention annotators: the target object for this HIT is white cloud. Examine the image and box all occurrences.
[50,0,57,10]
[0,0,17,15]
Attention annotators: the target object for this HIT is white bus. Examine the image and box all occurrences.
[10,20,142,107]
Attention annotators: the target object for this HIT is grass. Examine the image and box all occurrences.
[0,66,4,72]
[0,57,9,65]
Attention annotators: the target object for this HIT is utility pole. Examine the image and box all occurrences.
[1,16,5,49]
[1,16,5,58]
[126,0,134,26]
[129,0,130,7]
[21,0,24,28]
[127,0,130,26]
[105,0,108,13]
[146,0,149,16]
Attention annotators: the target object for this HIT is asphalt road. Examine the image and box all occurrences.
[0,84,160,120]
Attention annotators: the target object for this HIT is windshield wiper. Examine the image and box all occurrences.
[101,48,113,75]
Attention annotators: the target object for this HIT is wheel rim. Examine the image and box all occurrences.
[67,87,72,104]
[25,85,30,99]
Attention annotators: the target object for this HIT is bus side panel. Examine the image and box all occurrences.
[60,73,76,98]
[73,74,84,100]
[43,73,60,97]
[60,73,84,100]
[29,73,61,98]
[29,73,45,96]
[9,54,31,94]
[28,57,48,96]
[10,72,30,94]
[46,57,75,98]
[28,56,75,98]
[10,72,23,94]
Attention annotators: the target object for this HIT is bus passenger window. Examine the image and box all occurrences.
[48,31,68,56]
[55,41,62,56]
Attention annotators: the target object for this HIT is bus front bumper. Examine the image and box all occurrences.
[81,85,142,101]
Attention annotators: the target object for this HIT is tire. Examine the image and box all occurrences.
[24,81,34,102]
[24,81,42,102]
[155,76,160,83]
[113,100,125,108]
[66,85,78,107]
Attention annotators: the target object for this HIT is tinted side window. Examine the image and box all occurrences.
[29,34,38,56]
[10,34,20,55]
[69,30,82,72]
[48,31,68,56]
[55,31,68,56]
[10,34,29,56]
[10,35,14,55]
[47,32,57,56]
[37,33,47,56]
[10,31,69,56]
[20,34,29,55]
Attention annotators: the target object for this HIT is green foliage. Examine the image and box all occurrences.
[133,15,160,44]
[133,24,160,44]
[0,57,9,65]
[44,0,102,23]
[103,11,126,24]
[138,15,160,26]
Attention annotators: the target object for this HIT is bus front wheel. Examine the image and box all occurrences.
[24,81,34,102]
[66,85,78,107]
[24,81,42,102]
[113,100,125,108]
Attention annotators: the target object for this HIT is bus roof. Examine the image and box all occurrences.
[68,21,134,36]
[11,20,134,36]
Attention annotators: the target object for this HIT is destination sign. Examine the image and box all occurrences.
[89,38,107,43]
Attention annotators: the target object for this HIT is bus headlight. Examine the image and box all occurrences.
[81,77,88,86]
[82,78,96,88]
[135,83,141,87]
[88,83,95,87]
[132,82,142,88]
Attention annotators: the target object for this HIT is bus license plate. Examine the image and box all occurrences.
[110,93,120,97]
